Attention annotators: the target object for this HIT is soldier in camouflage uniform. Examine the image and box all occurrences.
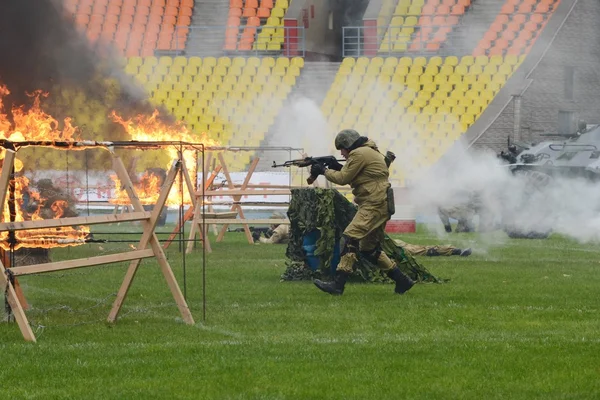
[438,191,484,233]
[394,239,472,257]
[310,129,415,295]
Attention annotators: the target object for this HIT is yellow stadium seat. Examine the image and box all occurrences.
[444,56,459,66]
[188,57,202,67]
[125,64,138,75]
[475,56,488,66]
[398,57,412,67]
[419,74,433,85]
[454,65,468,76]
[381,65,394,76]
[391,74,405,86]
[448,74,462,85]
[384,56,398,67]
[498,64,513,76]
[422,82,436,93]
[439,64,454,76]
[159,56,173,66]
[463,75,477,85]
[173,56,187,67]
[144,56,158,66]
[460,55,474,66]
[217,57,232,67]
[505,55,519,66]
[468,64,483,75]
[204,57,217,67]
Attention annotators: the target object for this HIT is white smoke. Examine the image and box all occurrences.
[410,139,600,245]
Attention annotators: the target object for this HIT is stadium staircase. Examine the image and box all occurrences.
[442,0,505,56]
[255,61,341,170]
[461,0,577,149]
[184,0,230,56]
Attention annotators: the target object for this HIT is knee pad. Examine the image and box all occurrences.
[340,235,359,256]
[359,247,381,264]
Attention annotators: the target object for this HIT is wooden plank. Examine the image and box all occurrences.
[216,156,259,244]
[12,249,156,276]
[0,260,36,342]
[204,202,290,207]
[0,212,150,232]
[203,219,289,225]
[202,212,238,219]
[204,189,291,197]
[0,150,16,215]
[162,165,222,250]
[108,156,194,325]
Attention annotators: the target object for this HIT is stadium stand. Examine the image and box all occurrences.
[379,0,472,53]
[125,55,304,167]
[321,55,524,184]
[64,0,194,56]
[224,0,291,51]
[473,0,561,56]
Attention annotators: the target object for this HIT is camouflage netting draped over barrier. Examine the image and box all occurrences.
[282,188,444,283]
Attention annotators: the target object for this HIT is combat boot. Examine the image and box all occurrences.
[314,271,349,295]
[460,248,472,257]
[386,267,415,294]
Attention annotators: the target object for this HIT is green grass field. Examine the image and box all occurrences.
[1,225,600,399]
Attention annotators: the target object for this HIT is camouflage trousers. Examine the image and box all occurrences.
[394,239,458,256]
[438,205,477,232]
[337,203,395,274]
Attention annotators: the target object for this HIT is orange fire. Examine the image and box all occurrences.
[109,171,162,206]
[0,85,80,143]
[0,85,218,249]
[110,110,220,206]
[0,85,91,250]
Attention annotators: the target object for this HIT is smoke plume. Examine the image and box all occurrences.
[0,0,156,129]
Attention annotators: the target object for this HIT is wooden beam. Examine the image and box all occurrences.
[0,260,36,342]
[0,149,16,213]
[162,165,222,250]
[216,156,259,244]
[11,249,155,276]
[108,156,194,325]
[201,219,289,225]
[0,212,150,232]
[203,189,292,197]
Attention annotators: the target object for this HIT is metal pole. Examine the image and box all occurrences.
[201,144,206,322]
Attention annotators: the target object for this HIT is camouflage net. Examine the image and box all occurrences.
[282,188,444,283]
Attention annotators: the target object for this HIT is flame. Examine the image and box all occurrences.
[0,85,88,250]
[0,175,90,250]
[110,110,220,206]
[0,85,80,142]
[109,171,161,206]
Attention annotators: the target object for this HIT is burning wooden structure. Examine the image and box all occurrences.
[0,140,203,342]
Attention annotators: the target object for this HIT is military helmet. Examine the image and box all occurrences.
[335,129,361,150]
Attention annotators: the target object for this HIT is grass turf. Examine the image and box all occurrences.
[1,225,600,399]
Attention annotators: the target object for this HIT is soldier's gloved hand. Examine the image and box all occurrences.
[252,231,261,243]
[327,159,343,171]
[310,163,326,177]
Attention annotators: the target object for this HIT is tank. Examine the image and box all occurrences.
[497,123,600,238]
[506,123,600,179]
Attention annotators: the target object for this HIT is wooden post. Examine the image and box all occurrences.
[216,155,260,244]
[0,151,35,342]
[107,155,194,325]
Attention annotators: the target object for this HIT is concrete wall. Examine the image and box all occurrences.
[475,0,600,152]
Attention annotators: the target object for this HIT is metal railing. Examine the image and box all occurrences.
[172,25,306,57]
[342,25,479,57]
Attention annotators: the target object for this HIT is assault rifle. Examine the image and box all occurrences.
[272,156,345,184]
